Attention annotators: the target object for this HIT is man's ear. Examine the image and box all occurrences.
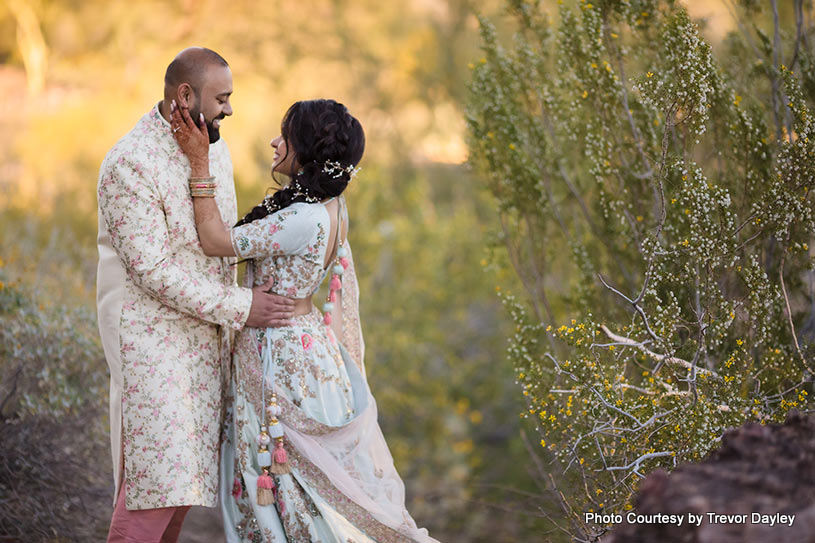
[177,83,194,109]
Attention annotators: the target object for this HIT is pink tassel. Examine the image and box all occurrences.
[257,469,276,505]
[340,257,349,269]
[273,442,288,464]
[329,290,337,302]
[270,440,291,475]
[323,312,332,325]
[257,473,275,489]
[329,275,342,291]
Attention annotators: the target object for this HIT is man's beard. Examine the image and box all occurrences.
[190,106,223,144]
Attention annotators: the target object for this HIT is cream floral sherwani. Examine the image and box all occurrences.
[96,104,253,510]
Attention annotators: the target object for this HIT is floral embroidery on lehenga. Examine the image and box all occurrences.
[220,200,438,543]
[301,333,313,351]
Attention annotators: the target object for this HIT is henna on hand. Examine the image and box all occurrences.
[170,100,210,172]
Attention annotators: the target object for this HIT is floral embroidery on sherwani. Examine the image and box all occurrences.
[96,105,253,509]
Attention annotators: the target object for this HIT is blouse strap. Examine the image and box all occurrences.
[335,196,344,252]
[323,196,344,268]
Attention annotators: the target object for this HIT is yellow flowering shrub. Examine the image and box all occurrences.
[467,0,815,540]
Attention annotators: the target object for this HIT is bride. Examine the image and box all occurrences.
[170,99,439,543]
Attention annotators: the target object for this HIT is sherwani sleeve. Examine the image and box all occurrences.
[98,157,252,329]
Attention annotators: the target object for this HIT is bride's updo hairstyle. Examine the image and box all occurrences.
[235,99,365,227]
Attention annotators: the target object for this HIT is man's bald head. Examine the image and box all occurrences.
[162,47,233,144]
[164,47,229,93]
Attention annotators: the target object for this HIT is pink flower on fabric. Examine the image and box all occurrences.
[269,223,280,234]
[301,333,313,351]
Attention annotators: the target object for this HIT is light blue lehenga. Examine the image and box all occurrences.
[220,196,438,543]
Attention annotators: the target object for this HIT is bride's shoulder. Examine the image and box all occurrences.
[282,201,324,219]
[270,201,314,217]
[267,202,322,234]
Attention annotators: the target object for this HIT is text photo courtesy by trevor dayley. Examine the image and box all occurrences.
[585,511,796,528]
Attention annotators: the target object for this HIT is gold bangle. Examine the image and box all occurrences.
[189,176,215,182]
[190,186,216,198]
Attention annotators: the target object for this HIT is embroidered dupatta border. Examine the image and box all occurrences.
[286,447,417,543]
[233,327,419,543]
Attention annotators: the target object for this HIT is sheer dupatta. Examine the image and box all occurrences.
[274,197,438,543]
[336,198,366,380]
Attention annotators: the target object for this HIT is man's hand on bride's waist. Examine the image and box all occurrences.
[246,277,296,328]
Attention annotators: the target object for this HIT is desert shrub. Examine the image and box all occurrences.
[467,1,815,539]
[0,262,111,542]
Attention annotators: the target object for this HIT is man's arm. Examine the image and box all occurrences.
[98,156,292,329]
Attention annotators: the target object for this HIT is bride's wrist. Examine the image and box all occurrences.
[189,175,216,198]
[189,160,210,178]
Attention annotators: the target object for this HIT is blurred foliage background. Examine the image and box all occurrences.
[0,0,786,542]
[0,0,542,540]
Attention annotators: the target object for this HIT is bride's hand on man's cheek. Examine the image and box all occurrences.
[170,100,209,164]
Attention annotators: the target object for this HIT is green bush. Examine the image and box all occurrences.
[0,261,111,541]
[467,1,815,539]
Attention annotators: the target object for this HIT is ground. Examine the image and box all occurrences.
[179,505,226,543]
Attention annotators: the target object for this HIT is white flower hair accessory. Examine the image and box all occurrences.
[322,160,361,180]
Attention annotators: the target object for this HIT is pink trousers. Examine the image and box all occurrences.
[106,485,191,543]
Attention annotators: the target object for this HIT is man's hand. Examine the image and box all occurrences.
[246,278,295,328]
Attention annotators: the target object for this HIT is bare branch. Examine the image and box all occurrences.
[780,243,809,368]
[790,0,805,70]
[544,352,581,383]
[723,0,763,61]
[0,364,23,416]
[590,387,642,426]
[520,428,557,498]
[616,383,732,412]
[599,324,720,378]
[765,378,812,401]
[605,450,676,477]
[597,273,666,350]
[500,214,552,330]
[770,0,784,141]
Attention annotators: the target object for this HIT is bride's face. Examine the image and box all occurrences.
[271,134,298,177]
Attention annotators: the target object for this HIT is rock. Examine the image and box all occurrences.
[606,411,815,543]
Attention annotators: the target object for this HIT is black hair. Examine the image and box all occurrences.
[235,99,365,227]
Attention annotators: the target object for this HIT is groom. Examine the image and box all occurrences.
[97,47,293,542]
